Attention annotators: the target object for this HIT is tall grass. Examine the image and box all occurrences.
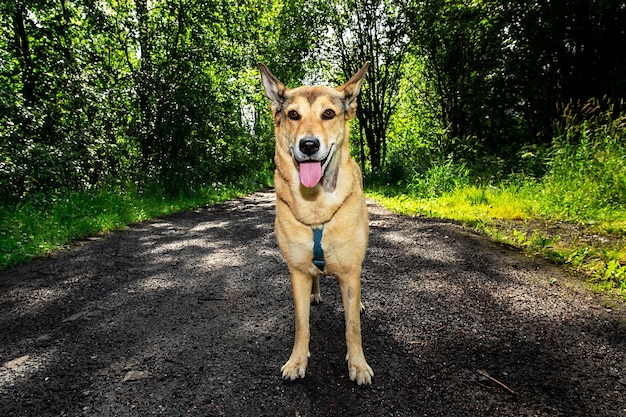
[407,155,471,198]
[538,99,626,226]
[367,98,626,296]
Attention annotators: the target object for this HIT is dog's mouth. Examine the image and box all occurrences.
[294,144,336,188]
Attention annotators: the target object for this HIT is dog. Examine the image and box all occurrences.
[258,62,373,385]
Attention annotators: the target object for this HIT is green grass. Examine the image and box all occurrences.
[366,100,626,298]
[0,180,265,270]
[366,183,626,298]
[368,185,531,222]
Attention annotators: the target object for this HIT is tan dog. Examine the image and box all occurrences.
[258,62,373,385]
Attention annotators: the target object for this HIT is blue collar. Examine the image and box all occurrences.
[312,226,325,271]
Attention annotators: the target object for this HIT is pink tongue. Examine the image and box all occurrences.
[299,161,322,188]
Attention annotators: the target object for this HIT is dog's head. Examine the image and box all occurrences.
[258,62,369,188]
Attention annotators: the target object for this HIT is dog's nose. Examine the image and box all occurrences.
[299,137,320,156]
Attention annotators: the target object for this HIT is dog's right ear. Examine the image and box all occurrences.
[258,62,287,113]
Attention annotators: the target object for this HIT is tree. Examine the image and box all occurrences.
[405,0,626,168]
[1,0,132,197]
[316,0,410,172]
[0,0,297,200]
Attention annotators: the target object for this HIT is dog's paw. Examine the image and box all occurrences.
[346,355,373,385]
[281,357,308,381]
[311,292,322,304]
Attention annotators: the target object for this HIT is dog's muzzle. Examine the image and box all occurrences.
[290,138,335,188]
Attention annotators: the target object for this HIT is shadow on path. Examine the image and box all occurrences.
[1,191,625,416]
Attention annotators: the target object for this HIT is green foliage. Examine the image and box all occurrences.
[0,0,290,203]
[4,0,625,204]
[539,99,626,222]
[591,259,626,292]
[407,156,470,198]
[382,55,449,182]
[397,0,626,175]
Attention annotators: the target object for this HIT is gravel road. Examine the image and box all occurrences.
[1,190,625,416]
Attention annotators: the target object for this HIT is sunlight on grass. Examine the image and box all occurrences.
[368,185,531,224]
[0,183,261,269]
[368,100,626,298]
[367,182,626,299]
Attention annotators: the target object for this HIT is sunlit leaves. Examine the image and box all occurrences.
[0,0,288,201]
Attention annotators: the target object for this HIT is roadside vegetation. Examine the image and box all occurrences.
[367,100,626,298]
[0,177,270,270]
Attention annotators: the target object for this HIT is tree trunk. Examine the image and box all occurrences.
[13,1,36,106]
[358,124,366,172]
[135,0,154,160]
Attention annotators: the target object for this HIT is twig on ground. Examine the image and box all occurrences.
[477,369,517,395]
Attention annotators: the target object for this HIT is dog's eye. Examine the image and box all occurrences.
[322,109,336,120]
[287,110,300,121]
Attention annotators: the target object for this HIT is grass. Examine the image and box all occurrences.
[0,180,266,270]
[366,99,626,298]
[369,185,530,222]
[366,183,626,298]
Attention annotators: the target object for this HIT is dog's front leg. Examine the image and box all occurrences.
[339,271,373,385]
[311,274,321,304]
[281,269,313,380]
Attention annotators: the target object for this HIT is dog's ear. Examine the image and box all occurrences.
[258,62,287,114]
[337,62,370,119]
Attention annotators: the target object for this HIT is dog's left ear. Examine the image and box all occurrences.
[337,62,370,119]
[258,62,287,114]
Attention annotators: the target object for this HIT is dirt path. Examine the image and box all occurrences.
[1,190,625,416]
